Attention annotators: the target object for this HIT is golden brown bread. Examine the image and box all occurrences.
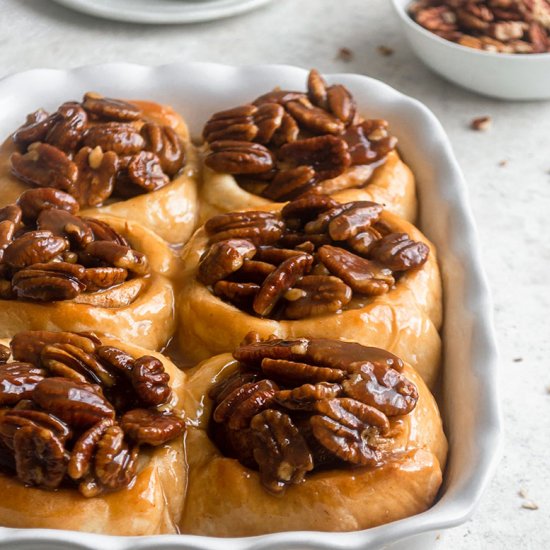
[0,336,187,535]
[0,100,199,245]
[0,216,178,351]
[199,149,417,224]
[177,209,442,387]
[179,354,447,536]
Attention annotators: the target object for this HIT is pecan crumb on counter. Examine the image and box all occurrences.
[336,47,354,61]
[471,116,492,131]
[377,45,395,56]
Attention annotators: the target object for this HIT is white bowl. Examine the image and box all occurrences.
[391,0,550,100]
[0,62,501,550]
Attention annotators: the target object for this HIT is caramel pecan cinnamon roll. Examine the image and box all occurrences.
[199,69,416,222]
[180,335,447,535]
[0,93,199,244]
[0,196,177,350]
[178,196,442,386]
[0,331,186,535]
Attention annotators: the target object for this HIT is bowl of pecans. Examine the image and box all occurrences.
[391,0,550,99]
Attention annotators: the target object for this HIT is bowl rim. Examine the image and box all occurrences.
[0,61,503,550]
[390,0,550,60]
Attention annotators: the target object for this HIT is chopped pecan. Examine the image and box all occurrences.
[250,409,313,494]
[253,253,313,316]
[370,232,430,271]
[121,409,185,446]
[32,377,115,428]
[10,143,78,192]
[12,262,86,302]
[141,122,185,176]
[82,93,141,122]
[310,397,389,466]
[126,151,169,192]
[17,187,80,225]
[83,123,145,155]
[318,245,395,295]
[275,382,342,410]
[0,362,46,405]
[198,239,256,286]
[68,417,114,480]
[261,166,317,201]
[11,330,98,364]
[284,275,352,319]
[83,240,149,276]
[206,140,274,175]
[343,362,418,416]
[73,146,119,207]
[280,135,351,180]
[3,230,68,268]
[37,208,94,248]
[41,342,116,387]
[205,211,285,246]
[45,102,88,154]
[13,424,68,489]
[213,379,278,430]
[131,356,171,406]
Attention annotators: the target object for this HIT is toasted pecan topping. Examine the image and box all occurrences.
[209,335,417,493]
[0,201,149,304]
[202,69,397,201]
[199,197,428,320]
[0,331,183,496]
[9,93,186,207]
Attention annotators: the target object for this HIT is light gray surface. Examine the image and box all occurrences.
[0,0,548,548]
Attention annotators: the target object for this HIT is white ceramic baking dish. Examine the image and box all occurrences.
[0,63,501,550]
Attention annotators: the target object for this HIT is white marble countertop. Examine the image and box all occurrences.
[0,0,549,547]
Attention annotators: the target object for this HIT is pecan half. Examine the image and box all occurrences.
[17,188,80,225]
[32,377,115,428]
[73,146,119,207]
[121,409,185,446]
[275,382,342,410]
[205,211,285,246]
[250,409,313,494]
[310,397,389,466]
[83,123,145,155]
[141,123,185,176]
[37,208,94,248]
[198,239,257,286]
[12,262,86,302]
[83,217,129,246]
[253,253,313,316]
[206,140,274,175]
[286,98,345,135]
[318,245,395,295]
[83,240,149,276]
[261,166,317,201]
[131,356,171,406]
[284,275,352,319]
[327,84,356,125]
[10,143,78,192]
[82,93,142,122]
[127,151,169,192]
[83,267,128,291]
[96,345,134,375]
[45,102,88,154]
[343,362,418,416]
[12,109,55,151]
[213,280,260,306]
[13,424,68,489]
[343,121,397,165]
[369,232,430,271]
[307,69,329,109]
[213,379,278,430]
[0,344,10,364]
[279,135,351,178]
[0,362,46,405]
[3,230,68,268]
[261,357,346,385]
